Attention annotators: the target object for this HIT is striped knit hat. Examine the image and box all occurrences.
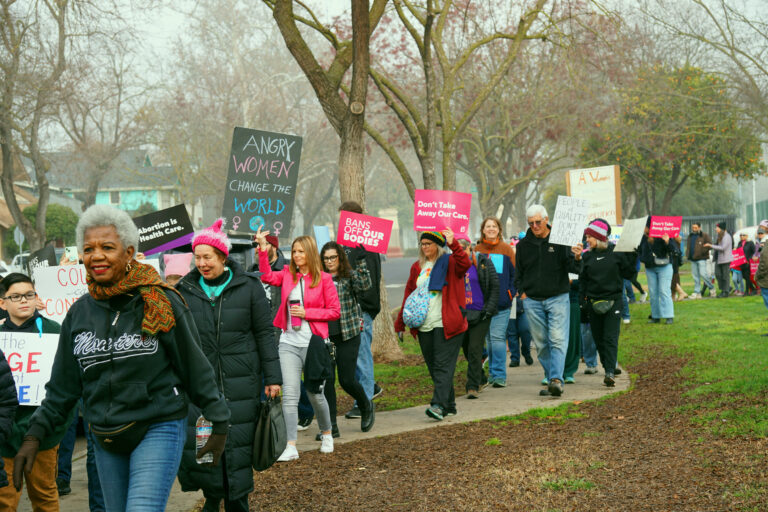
[584,219,610,242]
[420,231,446,247]
[192,219,232,256]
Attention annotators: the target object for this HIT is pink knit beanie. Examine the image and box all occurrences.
[191,219,232,256]
[584,219,610,242]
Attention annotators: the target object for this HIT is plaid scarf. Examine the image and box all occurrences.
[88,261,181,335]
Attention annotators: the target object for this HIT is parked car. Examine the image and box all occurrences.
[0,261,11,278]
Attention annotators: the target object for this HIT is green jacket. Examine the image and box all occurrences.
[0,314,75,456]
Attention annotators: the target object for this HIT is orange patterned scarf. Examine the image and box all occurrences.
[88,261,182,335]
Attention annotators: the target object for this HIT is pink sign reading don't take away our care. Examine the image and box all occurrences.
[649,216,682,238]
[413,189,471,240]
[337,211,393,254]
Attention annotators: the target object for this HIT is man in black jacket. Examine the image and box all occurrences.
[339,201,383,419]
[514,204,583,397]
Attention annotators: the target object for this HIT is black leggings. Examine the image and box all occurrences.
[324,333,369,420]
[629,271,644,295]
[741,263,756,293]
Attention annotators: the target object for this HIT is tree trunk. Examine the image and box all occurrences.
[372,277,403,362]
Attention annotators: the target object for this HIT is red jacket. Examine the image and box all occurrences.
[258,249,340,338]
[395,239,471,339]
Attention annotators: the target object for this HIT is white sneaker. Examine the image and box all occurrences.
[689,293,699,299]
[277,444,299,462]
[622,318,630,324]
[320,433,334,454]
[639,292,648,303]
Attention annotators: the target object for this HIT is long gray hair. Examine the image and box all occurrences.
[76,205,139,252]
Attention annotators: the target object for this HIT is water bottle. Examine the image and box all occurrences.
[196,415,213,464]
[289,300,302,331]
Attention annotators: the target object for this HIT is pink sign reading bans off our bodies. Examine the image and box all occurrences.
[649,216,682,238]
[337,211,393,254]
[413,189,471,240]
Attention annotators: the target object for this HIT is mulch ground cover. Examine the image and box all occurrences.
[239,353,768,512]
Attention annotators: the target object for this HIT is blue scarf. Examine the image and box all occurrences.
[428,254,450,292]
[199,268,232,305]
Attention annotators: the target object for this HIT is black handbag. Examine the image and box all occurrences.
[252,396,287,471]
[90,421,150,454]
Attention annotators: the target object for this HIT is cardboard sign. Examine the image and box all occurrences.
[134,205,195,256]
[313,225,331,250]
[27,245,57,275]
[413,189,471,240]
[566,165,622,225]
[0,332,59,406]
[649,216,682,238]
[614,216,649,252]
[337,211,393,254]
[32,265,89,325]
[731,248,746,269]
[221,127,302,238]
[549,196,590,247]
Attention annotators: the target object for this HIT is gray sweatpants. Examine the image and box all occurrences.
[279,342,332,442]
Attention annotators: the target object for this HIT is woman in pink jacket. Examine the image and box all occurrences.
[255,228,341,462]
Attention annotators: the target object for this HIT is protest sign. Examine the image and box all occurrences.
[33,265,88,325]
[337,211,393,254]
[649,216,682,238]
[313,225,331,250]
[614,216,649,252]
[751,259,759,277]
[413,189,471,240]
[27,245,57,275]
[549,196,590,247]
[222,127,302,238]
[731,248,746,269]
[566,165,622,225]
[134,204,195,255]
[0,332,58,406]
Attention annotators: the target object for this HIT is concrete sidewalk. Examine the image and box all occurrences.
[21,360,629,512]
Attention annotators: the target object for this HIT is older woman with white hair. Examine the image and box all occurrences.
[13,205,230,512]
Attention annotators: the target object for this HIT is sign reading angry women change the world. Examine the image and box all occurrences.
[413,189,471,240]
[0,332,58,406]
[337,211,393,254]
[222,127,302,238]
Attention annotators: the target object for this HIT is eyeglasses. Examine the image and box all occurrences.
[420,242,435,248]
[322,255,338,262]
[3,292,36,302]
[528,219,544,227]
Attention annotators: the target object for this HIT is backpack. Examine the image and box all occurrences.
[402,282,431,329]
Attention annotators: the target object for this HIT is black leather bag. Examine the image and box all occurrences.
[90,421,150,454]
[252,397,287,471]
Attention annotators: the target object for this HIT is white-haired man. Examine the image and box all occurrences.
[514,204,583,397]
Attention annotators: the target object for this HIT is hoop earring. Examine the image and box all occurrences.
[126,262,133,273]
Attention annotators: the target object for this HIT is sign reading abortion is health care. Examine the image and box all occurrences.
[337,211,393,254]
[133,204,194,255]
[648,216,682,238]
[222,127,302,238]
[413,189,471,240]
[0,332,58,406]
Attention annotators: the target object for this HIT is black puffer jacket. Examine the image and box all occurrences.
[0,350,18,488]
[177,260,282,501]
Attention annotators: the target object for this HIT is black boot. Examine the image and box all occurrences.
[361,400,375,432]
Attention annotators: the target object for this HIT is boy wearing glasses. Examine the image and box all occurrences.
[0,273,71,509]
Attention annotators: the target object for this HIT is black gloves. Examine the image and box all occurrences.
[13,436,40,491]
[197,432,227,466]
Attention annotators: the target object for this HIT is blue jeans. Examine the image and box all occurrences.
[581,323,598,368]
[690,259,714,294]
[732,269,744,293]
[621,284,630,320]
[507,311,532,363]
[523,293,570,383]
[646,264,674,319]
[93,419,185,512]
[762,287,768,309]
[485,309,511,383]
[623,279,635,302]
[354,311,375,404]
[58,402,105,511]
